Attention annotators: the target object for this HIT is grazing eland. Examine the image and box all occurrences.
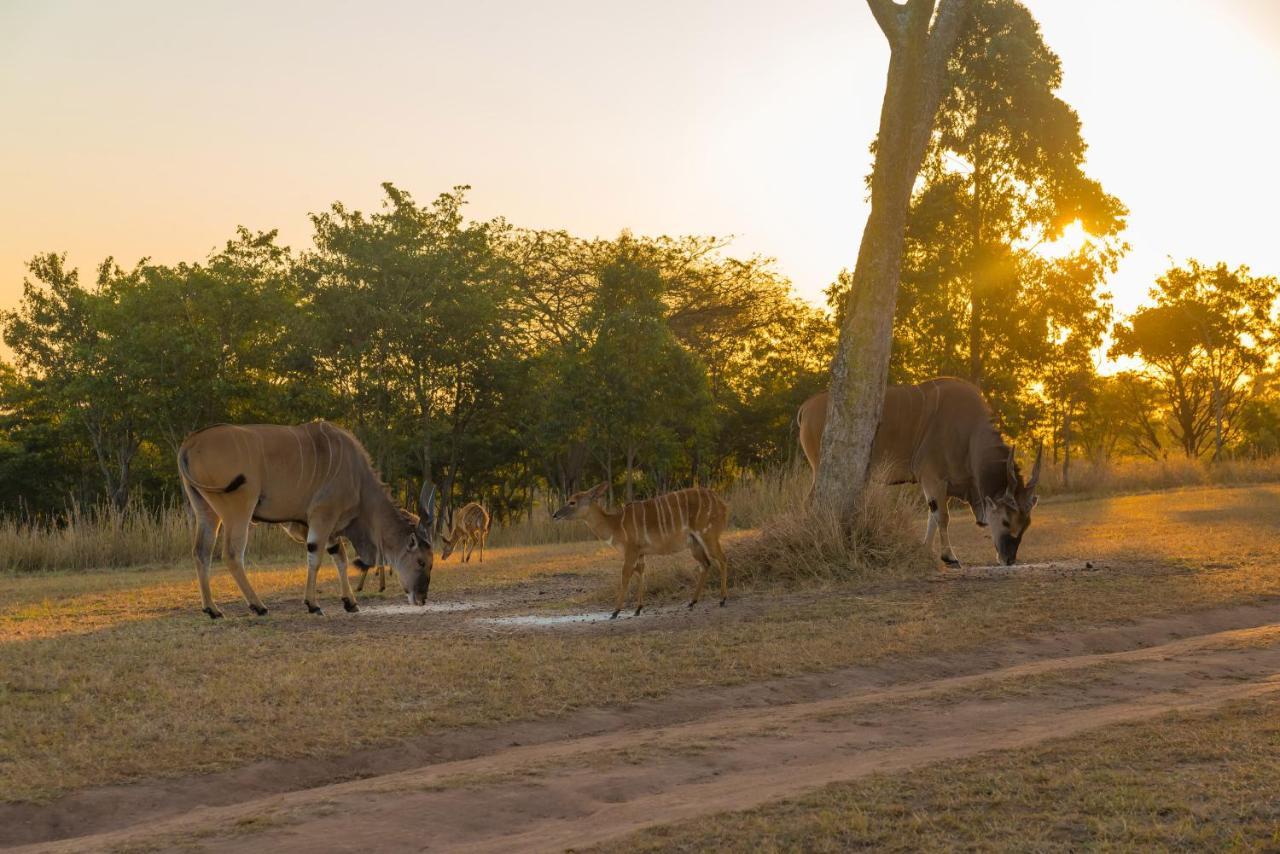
[440,502,491,563]
[178,421,436,618]
[797,377,1043,567]
[552,483,729,618]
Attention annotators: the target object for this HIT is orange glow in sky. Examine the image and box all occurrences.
[2,0,1278,320]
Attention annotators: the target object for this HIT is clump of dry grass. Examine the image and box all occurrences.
[729,471,931,589]
[0,502,297,573]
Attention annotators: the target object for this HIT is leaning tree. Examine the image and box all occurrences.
[814,0,971,519]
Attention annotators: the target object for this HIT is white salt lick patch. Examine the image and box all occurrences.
[481,611,620,627]
[360,601,482,616]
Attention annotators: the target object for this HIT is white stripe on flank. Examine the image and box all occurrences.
[293,430,306,491]
[322,428,337,486]
[305,427,317,487]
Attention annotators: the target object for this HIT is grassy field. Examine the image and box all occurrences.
[2,483,1279,803]
[610,695,1280,851]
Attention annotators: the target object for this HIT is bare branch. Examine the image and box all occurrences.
[866,0,907,45]
[904,0,971,157]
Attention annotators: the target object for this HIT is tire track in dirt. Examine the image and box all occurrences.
[13,610,1280,853]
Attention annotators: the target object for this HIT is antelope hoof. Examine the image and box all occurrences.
[687,599,698,609]
[249,603,268,616]
[203,607,223,620]
[306,603,324,615]
[941,554,961,568]
[610,609,621,620]
[342,597,359,613]
[719,597,727,607]
[633,605,643,617]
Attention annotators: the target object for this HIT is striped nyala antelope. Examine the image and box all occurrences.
[178,421,437,619]
[440,502,491,563]
[797,377,1043,567]
[552,483,729,619]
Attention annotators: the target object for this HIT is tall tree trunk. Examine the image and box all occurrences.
[1212,374,1224,461]
[604,449,614,507]
[1062,407,1072,490]
[625,444,635,502]
[968,295,983,386]
[815,0,971,520]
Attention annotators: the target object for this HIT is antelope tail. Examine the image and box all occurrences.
[178,449,246,494]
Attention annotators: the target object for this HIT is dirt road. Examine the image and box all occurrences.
[7,598,1280,853]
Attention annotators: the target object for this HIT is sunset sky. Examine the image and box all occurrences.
[2,0,1278,324]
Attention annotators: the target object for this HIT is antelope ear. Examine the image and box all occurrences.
[980,495,997,525]
[588,482,609,502]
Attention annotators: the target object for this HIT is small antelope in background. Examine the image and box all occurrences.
[441,502,491,563]
[553,483,729,619]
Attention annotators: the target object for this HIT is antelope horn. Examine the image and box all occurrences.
[1005,445,1018,494]
[417,482,437,538]
[1027,441,1044,493]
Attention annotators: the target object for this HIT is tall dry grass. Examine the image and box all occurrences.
[0,502,298,574]
[7,455,1280,575]
[1035,455,1280,499]
[484,508,597,548]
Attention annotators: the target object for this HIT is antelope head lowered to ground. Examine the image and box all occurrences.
[440,502,491,563]
[552,483,729,619]
[983,442,1043,566]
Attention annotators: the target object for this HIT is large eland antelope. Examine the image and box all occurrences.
[441,502,491,563]
[178,421,436,619]
[797,377,1043,567]
[553,483,729,618]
